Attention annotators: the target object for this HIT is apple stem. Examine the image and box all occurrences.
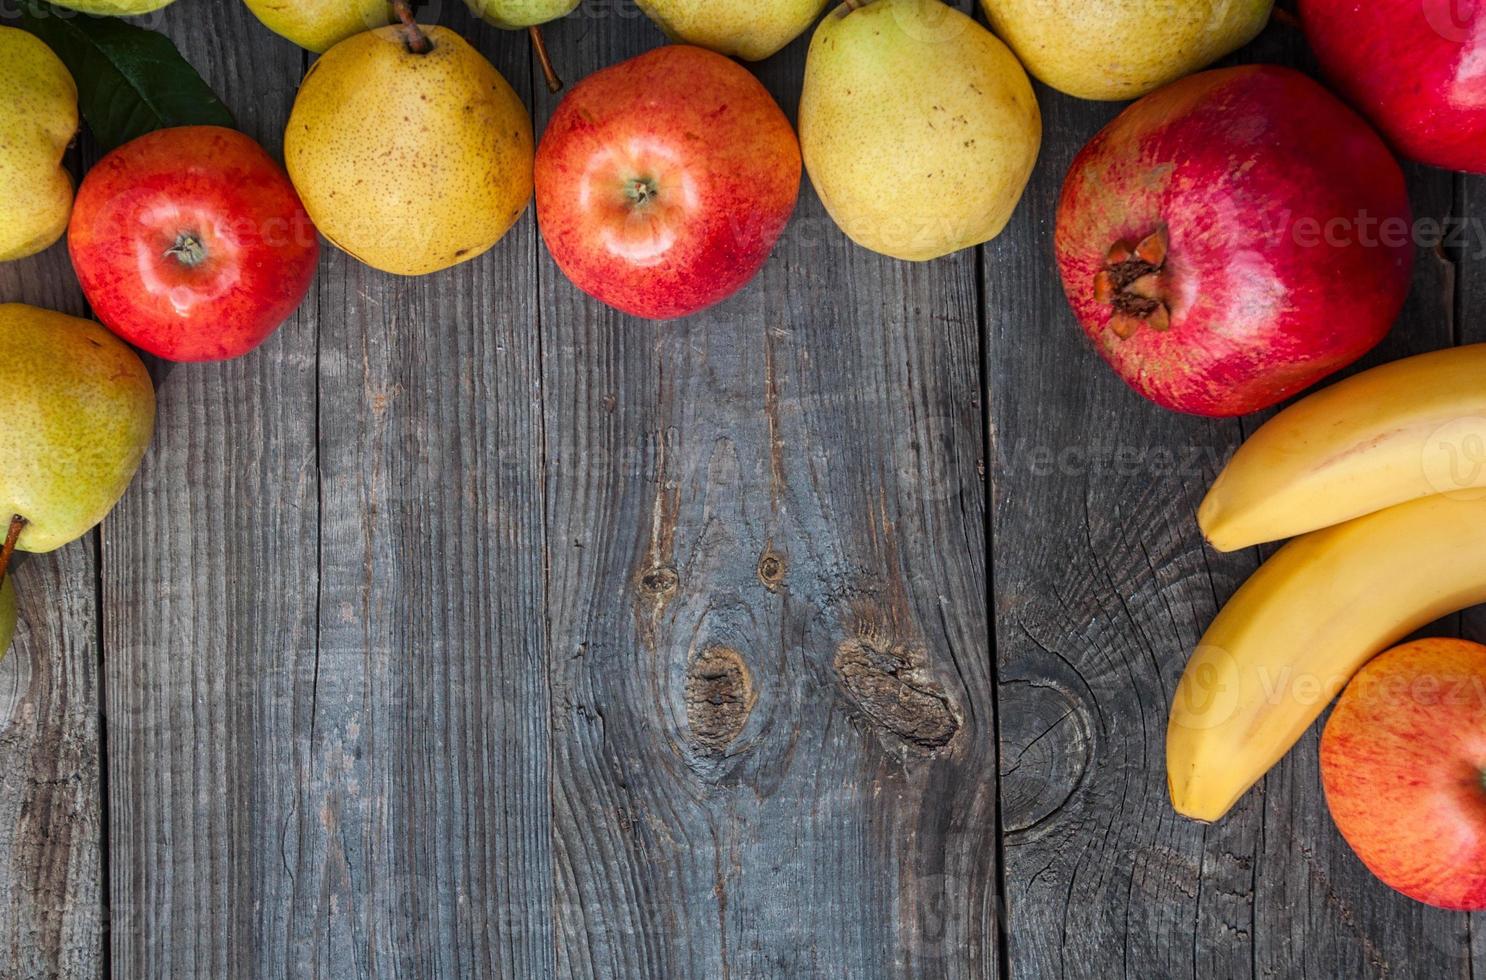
[0,515,26,595]
[626,177,659,206]
[1270,7,1300,30]
[843,0,863,9]
[164,232,207,268]
[529,26,563,93]
[391,0,431,54]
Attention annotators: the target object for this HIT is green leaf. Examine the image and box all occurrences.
[15,0,234,152]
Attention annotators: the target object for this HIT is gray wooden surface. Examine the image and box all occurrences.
[0,1,1479,977]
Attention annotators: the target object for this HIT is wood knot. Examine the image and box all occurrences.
[756,551,786,591]
[833,637,959,751]
[639,565,678,596]
[684,646,756,753]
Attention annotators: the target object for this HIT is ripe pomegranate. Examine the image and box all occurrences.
[1300,0,1486,173]
[1055,65,1413,417]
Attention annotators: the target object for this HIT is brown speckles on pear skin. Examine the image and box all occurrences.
[283,25,533,276]
[0,304,155,553]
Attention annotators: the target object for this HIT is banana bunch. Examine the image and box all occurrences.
[1168,344,1486,821]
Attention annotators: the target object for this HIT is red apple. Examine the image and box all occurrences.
[1054,65,1413,417]
[1320,637,1486,911]
[1300,0,1486,173]
[69,126,318,362]
[535,45,801,320]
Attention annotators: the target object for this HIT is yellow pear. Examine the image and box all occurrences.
[0,578,14,659]
[0,304,156,554]
[635,0,829,60]
[0,27,77,262]
[799,0,1040,261]
[284,24,533,276]
[981,0,1273,100]
[46,0,177,12]
[242,0,393,53]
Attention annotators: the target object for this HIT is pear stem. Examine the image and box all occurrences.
[529,26,562,93]
[0,515,26,594]
[391,0,431,54]
[842,0,863,9]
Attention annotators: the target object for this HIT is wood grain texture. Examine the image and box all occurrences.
[986,75,1255,980]
[304,11,552,978]
[986,23,1479,980]
[1,2,1482,978]
[101,5,553,978]
[98,9,316,978]
[537,21,998,980]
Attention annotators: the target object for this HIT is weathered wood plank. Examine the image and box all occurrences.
[98,8,315,977]
[0,541,101,980]
[105,4,555,976]
[302,10,552,978]
[987,22,1474,979]
[0,157,109,979]
[986,73,1257,979]
[538,23,998,979]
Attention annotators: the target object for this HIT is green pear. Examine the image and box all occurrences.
[464,0,578,29]
[635,0,829,60]
[0,578,15,660]
[799,0,1040,261]
[981,0,1273,101]
[45,0,177,12]
[242,0,393,53]
[0,304,155,554]
[0,28,77,263]
[461,0,575,91]
[285,24,533,276]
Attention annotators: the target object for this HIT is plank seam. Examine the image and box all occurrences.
[977,239,1010,980]
[527,36,559,980]
[94,526,110,980]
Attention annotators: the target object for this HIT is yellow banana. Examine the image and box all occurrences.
[1168,493,1486,822]
[1199,344,1486,552]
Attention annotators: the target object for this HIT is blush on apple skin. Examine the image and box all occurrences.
[1300,0,1486,174]
[69,126,319,363]
[1054,65,1413,417]
[535,45,801,321]
[1320,638,1486,912]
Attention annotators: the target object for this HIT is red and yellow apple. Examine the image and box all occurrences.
[535,45,800,320]
[69,125,318,362]
[1320,637,1486,910]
